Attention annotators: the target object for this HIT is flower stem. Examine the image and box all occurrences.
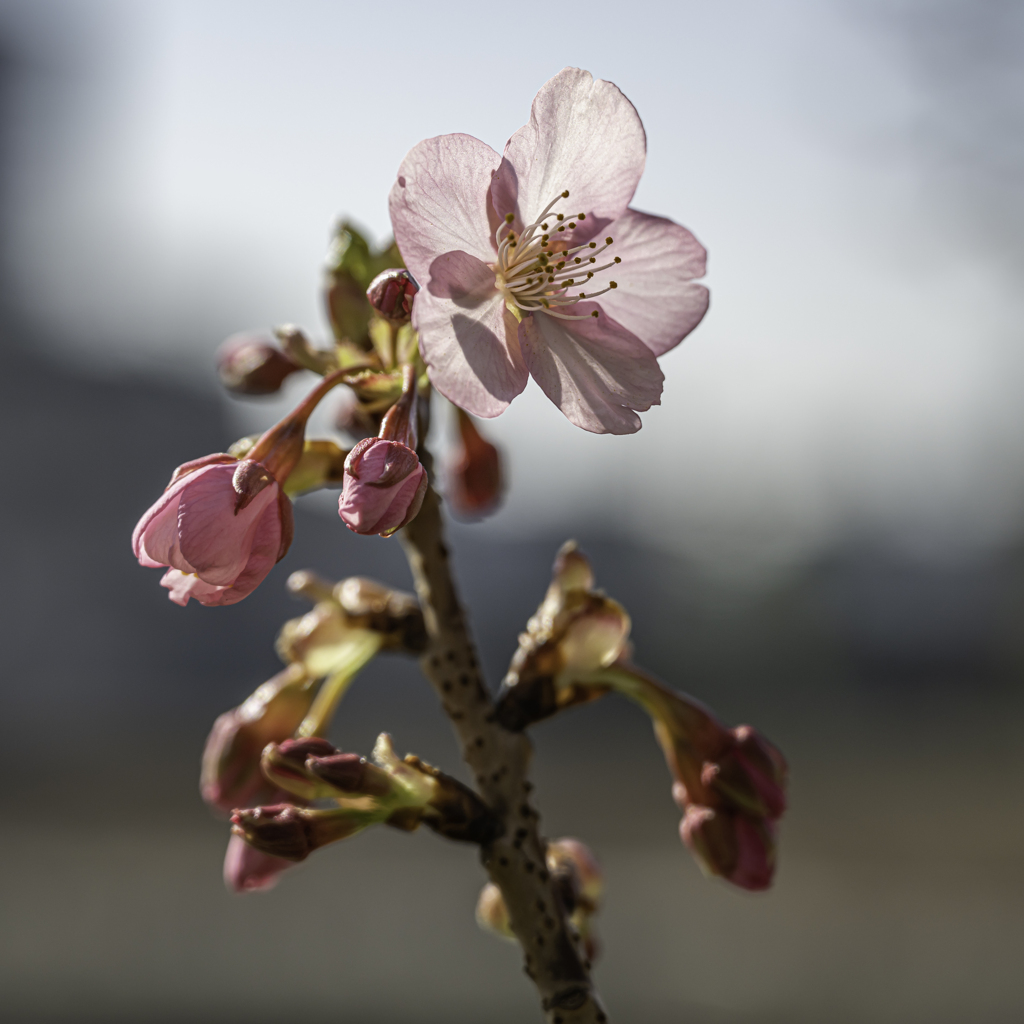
[399,455,608,1024]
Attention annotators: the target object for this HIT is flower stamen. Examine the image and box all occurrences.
[492,192,619,321]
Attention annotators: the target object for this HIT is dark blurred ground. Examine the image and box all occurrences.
[2,324,1024,1024]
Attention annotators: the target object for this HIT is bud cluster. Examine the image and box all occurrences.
[232,733,496,862]
[497,541,630,729]
[641,679,787,891]
[497,541,788,891]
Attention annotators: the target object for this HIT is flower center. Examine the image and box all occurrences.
[492,190,620,321]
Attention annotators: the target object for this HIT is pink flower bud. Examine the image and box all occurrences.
[133,456,293,607]
[680,805,775,892]
[133,369,353,605]
[338,438,427,537]
[217,333,302,395]
[448,409,503,519]
[305,751,396,798]
[230,803,369,861]
[366,268,418,322]
[702,726,787,820]
[200,665,316,813]
[223,832,295,893]
[258,737,348,801]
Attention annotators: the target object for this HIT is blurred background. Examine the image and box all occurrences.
[2,0,1023,1021]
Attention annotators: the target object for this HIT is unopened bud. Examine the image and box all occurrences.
[448,409,503,519]
[546,838,603,908]
[200,664,316,814]
[217,333,302,395]
[259,737,346,801]
[366,268,418,323]
[223,832,295,894]
[557,599,630,674]
[702,726,787,820]
[551,541,595,593]
[338,438,427,537]
[231,803,372,861]
[680,805,776,892]
[497,543,629,730]
[306,751,396,798]
[476,882,514,940]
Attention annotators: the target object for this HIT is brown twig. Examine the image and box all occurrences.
[400,467,607,1024]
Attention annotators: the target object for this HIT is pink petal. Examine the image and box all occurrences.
[594,208,709,357]
[223,833,293,894]
[491,68,646,241]
[224,495,284,591]
[518,305,663,435]
[159,497,282,607]
[160,570,226,607]
[131,471,195,568]
[413,250,528,417]
[176,465,278,586]
[389,133,501,287]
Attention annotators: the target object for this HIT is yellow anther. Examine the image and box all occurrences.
[504,213,514,223]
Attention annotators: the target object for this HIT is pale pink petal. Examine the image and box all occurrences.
[594,208,709,357]
[131,471,195,568]
[389,133,501,287]
[160,569,226,607]
[491,68,646,241]
[413,250,528,417]
[159,494,282,606]
[223,833,293,893]
[176,465,278,586]
[216,496,284,598]
[519,305,663,435]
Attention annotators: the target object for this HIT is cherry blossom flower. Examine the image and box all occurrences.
[132,453,293,607]
[389,67,708,434]
[133,370,349,606]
